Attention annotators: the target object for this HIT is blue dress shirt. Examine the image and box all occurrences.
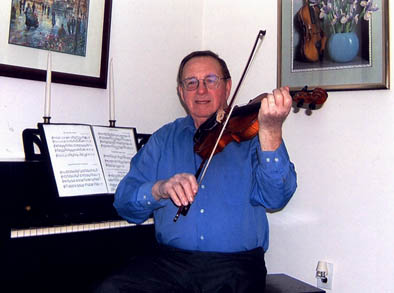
[114,115,297,253]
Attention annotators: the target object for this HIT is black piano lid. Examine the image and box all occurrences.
[1,126,152,231]
[1,159,121,230]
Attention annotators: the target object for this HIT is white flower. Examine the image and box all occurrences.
[364,11,372,20]
[354,14,359,24]
[360,1,369,7]
[314,0,378,34]
[340,15,348,24]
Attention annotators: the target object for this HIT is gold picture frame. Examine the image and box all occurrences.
[277,0,389,91]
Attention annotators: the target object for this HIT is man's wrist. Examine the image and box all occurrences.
[258,128,282,151]
[151,180,165,201]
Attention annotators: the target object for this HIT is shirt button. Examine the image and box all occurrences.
[147,201,151,205]
[200,209,205,214]
[266,158,270,163]
[200,235,204,240]
[201,184,205,189]
[143,195,147,199]
[274,157,279,162]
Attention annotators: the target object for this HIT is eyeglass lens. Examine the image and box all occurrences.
[183,75,221,90]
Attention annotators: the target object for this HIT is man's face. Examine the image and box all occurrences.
[178,56,232,128]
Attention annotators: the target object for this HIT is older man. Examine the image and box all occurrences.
[96,50,297,293]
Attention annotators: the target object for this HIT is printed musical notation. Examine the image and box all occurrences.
[40,124,138,197]
[92,126,138,193]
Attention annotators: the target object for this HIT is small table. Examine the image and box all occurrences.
[266,274,325,293]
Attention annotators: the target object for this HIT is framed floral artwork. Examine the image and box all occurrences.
[277,0,389,91]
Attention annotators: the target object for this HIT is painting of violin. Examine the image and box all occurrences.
[297,0,327,62]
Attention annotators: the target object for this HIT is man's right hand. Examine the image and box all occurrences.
[152,173,198,207]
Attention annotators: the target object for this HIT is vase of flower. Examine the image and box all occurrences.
[310,0,379,62]
[327,32,359,62]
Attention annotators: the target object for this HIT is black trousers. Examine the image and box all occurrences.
[94,245,267,293]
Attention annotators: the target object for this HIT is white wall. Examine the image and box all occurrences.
[1,1,394,292]
[0,0,203,158]
[202,1,394,292]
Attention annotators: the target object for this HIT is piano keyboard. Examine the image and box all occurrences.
[10,218,154,239]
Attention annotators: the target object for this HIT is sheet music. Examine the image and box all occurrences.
[92,126,137,193]
[42,124,108,197]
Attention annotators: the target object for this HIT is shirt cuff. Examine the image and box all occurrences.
[257,140,290,170]
[137,182,165,209]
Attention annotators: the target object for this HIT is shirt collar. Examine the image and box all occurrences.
[181,115,197,132]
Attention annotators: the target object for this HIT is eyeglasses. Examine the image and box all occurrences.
[181,74,227,91]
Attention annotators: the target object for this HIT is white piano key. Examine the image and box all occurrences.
[111,221,121,228]
[42,228,49,235]
[17,230,25,237]
[10,218,154,238]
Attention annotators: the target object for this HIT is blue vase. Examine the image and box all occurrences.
[327,32,359,63]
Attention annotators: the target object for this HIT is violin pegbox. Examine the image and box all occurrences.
[291,85,328,113]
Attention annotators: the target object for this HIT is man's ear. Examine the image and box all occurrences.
[177,85,188,113]
[177,85,185,103]
[225,79,232,101]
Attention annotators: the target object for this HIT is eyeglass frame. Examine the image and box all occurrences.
[181,74,229,91]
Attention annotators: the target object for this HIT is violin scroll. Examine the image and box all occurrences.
[291,86,328,110]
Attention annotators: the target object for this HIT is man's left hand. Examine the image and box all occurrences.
[258,86,292,151]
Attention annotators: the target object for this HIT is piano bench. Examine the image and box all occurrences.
[266,274,325,293]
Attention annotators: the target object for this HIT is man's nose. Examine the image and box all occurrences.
[196,80,208,93]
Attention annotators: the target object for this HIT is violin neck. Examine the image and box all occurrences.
[308,4,318,24]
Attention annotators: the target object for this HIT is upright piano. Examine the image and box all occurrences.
[0,129,326,293]
[0,132,155,293]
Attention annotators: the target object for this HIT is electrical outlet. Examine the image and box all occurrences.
[317,262,333,290]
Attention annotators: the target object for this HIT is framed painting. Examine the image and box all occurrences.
[0,0,112,89]
[277,0,389,91]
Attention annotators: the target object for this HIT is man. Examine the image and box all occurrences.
[96,51,297,292]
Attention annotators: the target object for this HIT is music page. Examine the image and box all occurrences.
[92,126,137,193]
[42,124,108,197]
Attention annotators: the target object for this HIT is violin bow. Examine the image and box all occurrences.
[197,30,266,184]
[173,30,266,222]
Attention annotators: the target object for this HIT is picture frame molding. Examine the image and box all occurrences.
[277,0,390,91]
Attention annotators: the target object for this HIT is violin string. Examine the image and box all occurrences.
[198,30,266,184]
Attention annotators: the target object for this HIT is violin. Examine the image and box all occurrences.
[194,87,328,160]
[297,0,327,62]
[173,86,328,221]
